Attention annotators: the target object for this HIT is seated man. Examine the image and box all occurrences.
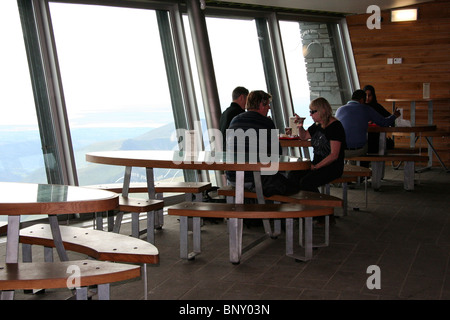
[225,90,297,197]
[335,89,400,158]
[219,86,249,150]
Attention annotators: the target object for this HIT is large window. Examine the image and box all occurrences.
[206,17,267,112]
[280,20,345,128]
[12,0,352,191]
[0,1,46,184]
[49,3,182,186]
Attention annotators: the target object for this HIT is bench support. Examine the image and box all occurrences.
[179,216,202,260]
[372,160,416,191]
[286,217,313,261]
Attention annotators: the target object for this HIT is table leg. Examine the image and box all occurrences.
[228,217,242,264]
[410,101,416,148]
[6,216,20,263]
[229,171,245,264]
[48,215,69,261]
[378,132,386,155]
[253,171,276,237]
[122,166,132,197]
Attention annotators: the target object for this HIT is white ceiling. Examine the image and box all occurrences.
[214,0,434,14]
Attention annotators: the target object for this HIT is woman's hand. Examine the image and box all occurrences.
[294,113,309,140]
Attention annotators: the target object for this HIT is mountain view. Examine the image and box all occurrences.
[0,121,184,185]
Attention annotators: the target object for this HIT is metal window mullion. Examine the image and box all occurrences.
[333,19,359,101]
[186,0,221,133]
[267,12,294,126]
[17,0,65,185]
[156,9,199,183]
[36,0,78,186]
[255,18,283,130]
[168,4,200,132]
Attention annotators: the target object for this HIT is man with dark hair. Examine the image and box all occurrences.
[219,86,249,149]
[225,90,296,197]
[336,89,400,158]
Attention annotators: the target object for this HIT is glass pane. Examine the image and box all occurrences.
[206,17,267,113]
[49,3,182,186]
[184,16,267,185]
[0,1,46,184]
[280,20,344,128]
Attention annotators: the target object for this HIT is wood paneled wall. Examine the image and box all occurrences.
[346,0,450,168]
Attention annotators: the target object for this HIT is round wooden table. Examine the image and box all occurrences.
[0,182,118,263]
[86,150,311,204]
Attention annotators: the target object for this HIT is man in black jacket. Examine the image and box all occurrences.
[219,86,249,149]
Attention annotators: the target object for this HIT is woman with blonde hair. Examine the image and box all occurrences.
[289,97,346,193]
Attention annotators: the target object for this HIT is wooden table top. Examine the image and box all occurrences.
[386,98,450,102]
[86,150,311,172]
[279,138,312,148]
[0,182,119,215]
[367,125,436,133]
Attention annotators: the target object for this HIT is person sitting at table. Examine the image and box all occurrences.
[288,97,346,193]
[225,90,297,197]
[335,89,400,159]
[363,84,396,153]
[219,86,249,150]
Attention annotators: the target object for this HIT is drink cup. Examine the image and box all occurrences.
[285,127,292,136]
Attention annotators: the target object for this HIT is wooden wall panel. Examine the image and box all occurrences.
[346,0,450,168]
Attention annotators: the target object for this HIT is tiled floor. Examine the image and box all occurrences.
[2,165,450,301]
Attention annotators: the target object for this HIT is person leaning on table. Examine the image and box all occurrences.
[288,97,346,193]
[335,89,400,159]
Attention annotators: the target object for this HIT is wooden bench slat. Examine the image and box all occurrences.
[342,164,372,176]
[346,155,428,162]
[345,155,427,191]
[0,260,140,291]
[168,202,333,219]
[118,196,164,213]
[217,186,343,207]
[20,224,159,264]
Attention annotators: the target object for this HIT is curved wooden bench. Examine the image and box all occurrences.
[346,155,428,190]
[0,260,140,300]
[19,223,159,300]
[87,182,211,237]
[168,201,333,264]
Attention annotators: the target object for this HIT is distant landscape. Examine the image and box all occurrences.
[0,122,184,185]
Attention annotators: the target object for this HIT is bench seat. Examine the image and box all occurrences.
[168,201,333,264]
[87,182,211,235]
[346,155,428,190]
[19,223,159,299]
[217,185,343,207]
[114,196,164,244]
[0,260,140,300]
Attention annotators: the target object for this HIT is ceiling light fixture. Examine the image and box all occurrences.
[391,8,418,22]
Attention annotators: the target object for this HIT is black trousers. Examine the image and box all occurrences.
[288,163,343,193]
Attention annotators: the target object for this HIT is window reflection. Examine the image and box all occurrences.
[49,3,182,185]
[0,1,46,184]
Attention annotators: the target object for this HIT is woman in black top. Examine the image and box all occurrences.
[289,97,346,193]
[363,85,395,152]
